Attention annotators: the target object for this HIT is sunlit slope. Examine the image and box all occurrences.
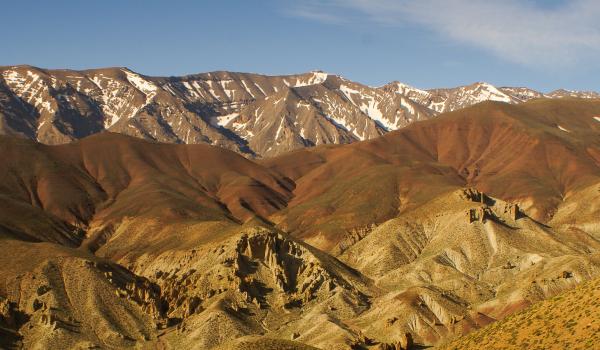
[439,276,600,350]
[1,98,600,348]
[263,99,600,252]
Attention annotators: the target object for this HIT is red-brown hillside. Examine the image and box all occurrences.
[263,99,600,251]
[0,133,294,246]
[2,98,600,253]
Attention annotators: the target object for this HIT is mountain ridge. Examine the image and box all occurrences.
[2,64,598,157]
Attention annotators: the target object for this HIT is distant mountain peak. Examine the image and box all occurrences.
[1,65,598,157]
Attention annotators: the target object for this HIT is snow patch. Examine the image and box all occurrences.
[1,70,25,87]
[359,97,394,131]
[324,115,349,132]
[274,117,285,141]
[205,80,219,99]
[557,125,571,133]
[472,82,512,103]
[219,80,235,100]
[162,84,177,96]
[182,82,199,98]
[89,75,104,91]
[190,81,207,99]
[400,97,415,115]
[391,81,430,98]
[430,101,446,113]
[122,69,157,103]
[339,84,360,103]
[287,71,329,87]
[231,121,247,131]
[240,80,256,98]
[323,114,365,141]
[253,82,267,97]
[214,113,239,127]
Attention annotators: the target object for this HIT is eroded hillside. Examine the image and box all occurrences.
[1,99,600,349]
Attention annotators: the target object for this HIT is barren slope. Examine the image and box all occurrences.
[1,98,600,349]
[439,276,600,350]
[263,99,600,251]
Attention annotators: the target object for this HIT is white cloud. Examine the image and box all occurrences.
[288,0,600,67]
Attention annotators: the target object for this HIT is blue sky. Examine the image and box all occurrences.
[2,0,599,92]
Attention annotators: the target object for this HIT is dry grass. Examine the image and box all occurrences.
[439,276,600,350]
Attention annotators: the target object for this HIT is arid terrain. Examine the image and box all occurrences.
[439,275,600,350]
[1,96,600,349]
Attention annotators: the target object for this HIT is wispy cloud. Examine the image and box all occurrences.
[287,0,600,67]
[287,3,347,24]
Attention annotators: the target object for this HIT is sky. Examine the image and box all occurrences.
[2,0,600,92]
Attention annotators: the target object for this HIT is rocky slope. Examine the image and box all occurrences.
[338,188,600,346]
[1,99,600,349]
[1,65,598,157]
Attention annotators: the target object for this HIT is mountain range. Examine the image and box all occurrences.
[1,96,600,349]
[2,65,599,157]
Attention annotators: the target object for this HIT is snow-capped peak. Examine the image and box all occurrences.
[468,82,512,103]
[309,70,329,84]
[284,70,329,87]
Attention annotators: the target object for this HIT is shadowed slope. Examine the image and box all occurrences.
[0,133,294,248]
